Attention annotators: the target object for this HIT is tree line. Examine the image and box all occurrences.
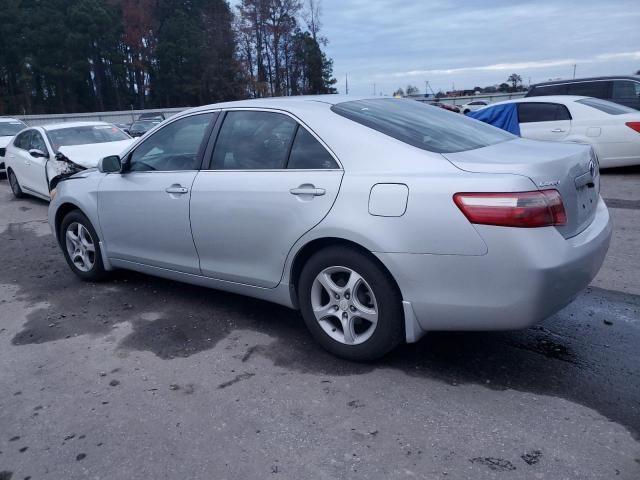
[0,0,337,115]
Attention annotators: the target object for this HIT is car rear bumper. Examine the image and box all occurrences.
[376,197,611,338]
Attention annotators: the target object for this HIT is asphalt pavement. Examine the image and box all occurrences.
[0,168,638,480]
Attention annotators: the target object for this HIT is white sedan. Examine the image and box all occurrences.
[5,121,135,200]
[460,100,488,114]
[0,117,27,177]
[470,96,640,168]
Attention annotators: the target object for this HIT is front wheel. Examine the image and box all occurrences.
[298,246,404,361]
[60,210,108,281]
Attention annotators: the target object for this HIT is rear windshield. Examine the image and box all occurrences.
[576,98,636,115]
[47,125,130,148]
[331,99,514,153]
[0,121,26,137]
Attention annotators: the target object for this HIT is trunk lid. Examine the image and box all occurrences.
[443,138,599,238]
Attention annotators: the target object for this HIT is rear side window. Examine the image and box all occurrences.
[566,81,611,98]
[576,98,636,115]
[528,84,568,96]
[517,103,572,123]
[612,80,640,100]
[212,111,297,169]
[331,99,514,153]
[288,127,338,169]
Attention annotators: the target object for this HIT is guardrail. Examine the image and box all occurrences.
[5,92,529,126]
[407,92,527,106]
[9,107,189,127]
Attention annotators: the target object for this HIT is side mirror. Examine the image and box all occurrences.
[29,148,49,159]
[124,129,130,135]
[98,155,122,173]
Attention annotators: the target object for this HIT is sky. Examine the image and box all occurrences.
[310,0,640,95]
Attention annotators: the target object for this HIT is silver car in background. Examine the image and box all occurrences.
[48,96,612,360]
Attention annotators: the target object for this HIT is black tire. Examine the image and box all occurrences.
[59,210,108,282]
[298,246,404,361]
[8,169,24,198]
[463,109,470,114]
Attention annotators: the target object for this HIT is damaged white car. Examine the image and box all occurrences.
[4,121,135,200]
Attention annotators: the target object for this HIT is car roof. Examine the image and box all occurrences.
[181,95,375,116]
[530,75,640,87]
[41,121,112,131]
[486,95,588,107]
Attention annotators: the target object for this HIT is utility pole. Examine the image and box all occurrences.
[345,74,349,95]
[373,83,376,96]
[573,64,577,79]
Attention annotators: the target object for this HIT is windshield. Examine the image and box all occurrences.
[576,98,636,115]
[331,99,514,153]
[0,121,26,137]
[132,121,161,130]
[47,125,130,149]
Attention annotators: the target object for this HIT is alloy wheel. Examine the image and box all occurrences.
[65,222,96,272]
[310,266,378,345]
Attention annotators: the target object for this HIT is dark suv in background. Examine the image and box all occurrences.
[526,76,640,110]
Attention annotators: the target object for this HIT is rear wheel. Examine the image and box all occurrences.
[8,169,24,198]
[60,210,108,281]
[298,246,404,361]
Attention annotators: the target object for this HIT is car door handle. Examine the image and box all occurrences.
[290,186,326,196]
[165,185,189,194]
[551,128,566,133]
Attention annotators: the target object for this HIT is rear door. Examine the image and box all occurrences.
[190,109,343,288]
[518,102,572,141]
[8,130,34,189]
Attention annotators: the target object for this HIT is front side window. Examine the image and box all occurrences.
[576,98,636,115]
[30,131,47,152]
[331,99,514,153]
[288,127,339,169]
[129,113,215,172]
[517,103,571,123]
[211,111,297,169]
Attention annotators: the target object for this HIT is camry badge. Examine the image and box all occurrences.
[538,180,560,187]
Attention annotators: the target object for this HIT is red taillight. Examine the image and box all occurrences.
[626,122,640,133]
[453,190,567,228]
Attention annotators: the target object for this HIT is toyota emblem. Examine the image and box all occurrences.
[589,159,596,178]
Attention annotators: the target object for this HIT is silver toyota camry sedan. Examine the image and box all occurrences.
[48,96,612,361]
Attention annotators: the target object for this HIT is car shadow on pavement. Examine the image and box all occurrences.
[3,224,640,438]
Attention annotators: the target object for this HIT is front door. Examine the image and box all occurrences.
[98,112,216,274]
[190,110,343,288]
[23,130,50,197]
